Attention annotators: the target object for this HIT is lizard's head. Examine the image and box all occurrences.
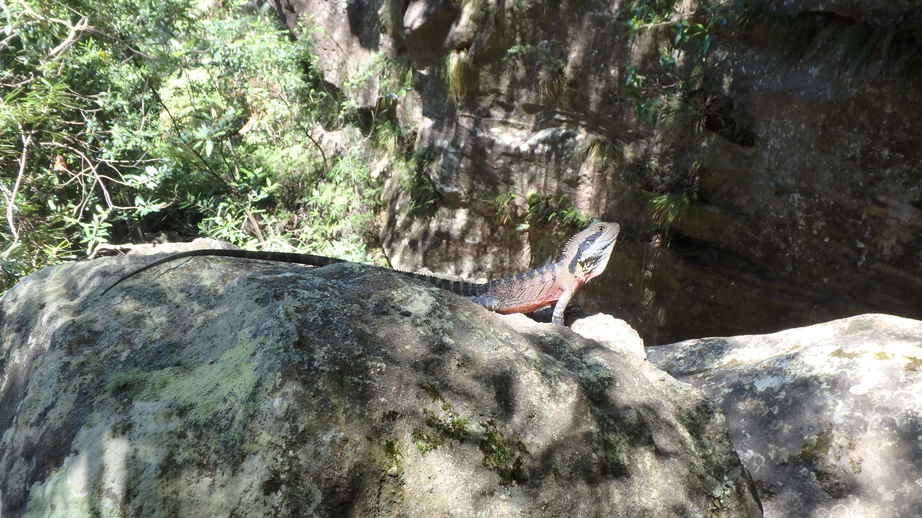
[563,221,621,282]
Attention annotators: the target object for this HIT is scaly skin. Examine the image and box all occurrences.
[472,221,620,324]
[101,222,620,326]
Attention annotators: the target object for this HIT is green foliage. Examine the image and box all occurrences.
[525,192,590,229]
[372,53,415,101]
[520,193,590,257]
[492,192,520,226]
[623,1,727,232]
[1,0,399,291]
[397,149,440,218]
[370,120,401,154]
[582,137,618,172]
[648,191,690,229]
[623,0,718,126]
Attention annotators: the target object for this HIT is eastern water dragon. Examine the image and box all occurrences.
[101,221,620,326]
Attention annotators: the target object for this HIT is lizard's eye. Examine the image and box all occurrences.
[579,257,598,271]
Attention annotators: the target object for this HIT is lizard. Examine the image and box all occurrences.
[100,221,620,326]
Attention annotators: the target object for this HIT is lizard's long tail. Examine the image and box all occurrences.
[99,249,345,296]
[99,249,490,297]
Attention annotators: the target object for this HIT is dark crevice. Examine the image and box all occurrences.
[686,90,756,147]
[667,232,773,279]
[742,7,922,77]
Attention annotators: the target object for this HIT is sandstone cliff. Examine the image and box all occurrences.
[270,0,922,343]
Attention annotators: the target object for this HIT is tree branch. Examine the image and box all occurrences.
[47,16,92,60]
[2,129,33,255]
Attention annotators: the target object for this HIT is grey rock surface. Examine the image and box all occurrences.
[647,314,922,518]
[272,0,391,108]
[572,314,647,361]
[0,255,761,517]
[401,0,459,66]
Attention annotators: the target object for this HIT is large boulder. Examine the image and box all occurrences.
[0,249,761,517]
[648,314,922,518]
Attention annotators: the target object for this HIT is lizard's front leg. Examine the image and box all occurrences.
[551,288,575,326]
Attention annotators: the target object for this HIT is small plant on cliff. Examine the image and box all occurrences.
[443,49,478,101]
[493,192,521,226]
[522,193,591,258]
[623,0,717,126]
[345,52,414,106]
[539,67,566,102]
[397,149,441,218]
[526,192,590,229]
[649,192,690,229]
[581,137,618,172]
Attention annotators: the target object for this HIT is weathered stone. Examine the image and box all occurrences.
[0,253,761,517]
[272,0,391,108]
[647,314,922,518]
[572,314,646,361]
[762,0,922,26]
[402,0,459,66]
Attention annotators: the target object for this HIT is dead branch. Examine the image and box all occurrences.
[47,16,91,60]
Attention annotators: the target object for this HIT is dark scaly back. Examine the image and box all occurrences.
[482,261,561,303]
[397,271,489,296]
